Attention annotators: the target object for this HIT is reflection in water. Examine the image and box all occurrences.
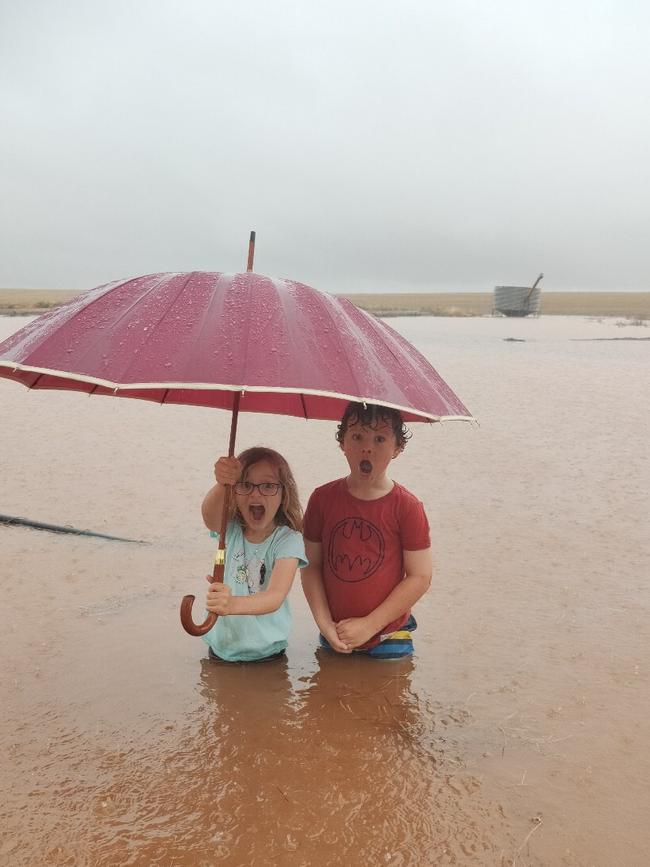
[282,651,515,866]
[2,651,515,866]
[1,657,301,867]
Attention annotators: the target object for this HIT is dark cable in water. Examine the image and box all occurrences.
[0,513,148,544]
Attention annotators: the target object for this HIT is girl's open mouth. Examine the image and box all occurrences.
[249,505,266,521]
[359,460,373,475]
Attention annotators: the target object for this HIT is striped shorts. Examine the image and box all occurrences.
[319,614,417,659]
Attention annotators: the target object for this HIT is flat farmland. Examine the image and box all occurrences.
[1,288,648,318]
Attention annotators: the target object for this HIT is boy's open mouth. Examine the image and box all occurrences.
[249,504,266,521]
[359,460,373,475]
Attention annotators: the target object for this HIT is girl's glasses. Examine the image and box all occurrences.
[233,481,283,496]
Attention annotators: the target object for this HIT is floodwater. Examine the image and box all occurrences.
[1,313,648,867]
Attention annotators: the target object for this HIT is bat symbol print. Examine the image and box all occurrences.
[328,517,385,583]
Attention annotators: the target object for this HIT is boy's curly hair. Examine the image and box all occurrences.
[335,402,412,450]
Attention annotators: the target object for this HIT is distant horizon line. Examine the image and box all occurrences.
[2,286,649,295]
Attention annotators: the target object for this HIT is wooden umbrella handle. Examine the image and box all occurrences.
[180,393,241,636]
[179,596,217,636]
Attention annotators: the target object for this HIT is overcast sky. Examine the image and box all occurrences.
[2,0,649,293]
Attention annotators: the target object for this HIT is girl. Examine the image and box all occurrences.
[201,447,306,662]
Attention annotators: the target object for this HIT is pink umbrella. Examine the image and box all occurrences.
[0,251,473,634]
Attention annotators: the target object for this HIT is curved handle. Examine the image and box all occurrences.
[180,595,217,636]
[180,549,225,636]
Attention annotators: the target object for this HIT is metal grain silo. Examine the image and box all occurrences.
[493,273,543,317]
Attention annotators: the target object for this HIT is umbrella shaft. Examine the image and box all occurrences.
[215,391,241,572]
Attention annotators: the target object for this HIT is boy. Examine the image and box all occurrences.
[301,402,432,659]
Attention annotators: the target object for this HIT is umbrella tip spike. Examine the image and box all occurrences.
[246,231,256,272]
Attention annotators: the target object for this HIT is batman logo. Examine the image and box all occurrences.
[328,517,385,583]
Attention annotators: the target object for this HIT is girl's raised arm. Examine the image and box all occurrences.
[201,456,241,531]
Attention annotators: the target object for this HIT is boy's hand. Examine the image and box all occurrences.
[214,456,241,487]
[336,617,376,649]
[320,621,352,653]
[206,582,234,615]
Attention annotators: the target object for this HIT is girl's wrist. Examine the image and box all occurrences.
[229,597,245,615]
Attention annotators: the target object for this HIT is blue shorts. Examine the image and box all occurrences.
[319,615,417,659]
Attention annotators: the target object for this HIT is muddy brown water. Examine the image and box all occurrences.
[1,314,648,866]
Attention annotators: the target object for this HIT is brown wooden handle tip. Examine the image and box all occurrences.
[180,594,218,636]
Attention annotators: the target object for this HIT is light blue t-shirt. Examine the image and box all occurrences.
[203,521,307,662]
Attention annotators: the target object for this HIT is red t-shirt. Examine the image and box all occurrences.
[303,478,431,646]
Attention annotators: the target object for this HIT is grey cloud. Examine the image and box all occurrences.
[1,0,649,292]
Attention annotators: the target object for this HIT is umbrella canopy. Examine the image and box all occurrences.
[0,271,472,423]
